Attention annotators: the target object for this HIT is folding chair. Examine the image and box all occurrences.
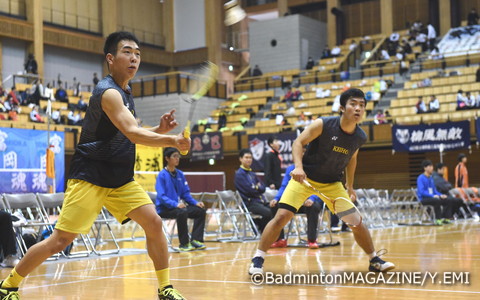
[449,188,474,219]
[198,192,222,238]
[36,192,93,258]
[215,190,259,242]
[263,189,278,202]
[2,193,50,257]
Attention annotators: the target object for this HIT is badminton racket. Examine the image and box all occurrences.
[179,61,219,155]
[302,179,362,227]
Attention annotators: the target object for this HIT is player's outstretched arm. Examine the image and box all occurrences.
[101,89,190,151]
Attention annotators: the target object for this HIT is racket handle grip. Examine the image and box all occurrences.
[180,123,191,155]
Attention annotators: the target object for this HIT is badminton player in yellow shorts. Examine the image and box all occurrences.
[248,88,395,276]
[0,31,190,300]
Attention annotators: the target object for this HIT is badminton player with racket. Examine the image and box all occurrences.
[249,88,395,276]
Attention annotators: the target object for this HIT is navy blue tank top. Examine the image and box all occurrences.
[69,75,136,188]
[302,116,367,183]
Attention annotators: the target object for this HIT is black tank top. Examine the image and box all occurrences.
[69,75,136,188]
[303,116,367,183]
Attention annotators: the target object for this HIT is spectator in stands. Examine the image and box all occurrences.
[251,65,263,77]
[0,84,6,97]
[330,46,341,57]
[428,95,440,112]
[331,94,341,113]
[415,96,427,113]
[456,90,467,110]
[24,53,38,74]
[270,164,323,249]
[378,78,388,96]
[93,72,99,86]
[380,49,390,60]
[44,83,55,101]
[0,98,7,113]
[283,87,302,102]
[264,136,282,190]
[305,57,315,70]
[429,46,443,60]
[55,83,69,103]
[72,77,81,96]
[455,153,469,188]
[476,92,480,107]
[67,109,82,126]
[411,20,423,34]
[29,105,44,123]
[373,110,386,125]
[427,22,436,51]
[304,114,313,126]
[321,46,331,59]
[349,40,357,51]
[76,94,88,112]
[400,39,413,56]
[7,87,20,108]
[476,66,480,82]
[0,210,19,268]
[467,8,479,25]
[416,29,428,52]
[235,148,272,234]
[465,91,476,108]
[8,107,18,121]
[155,147,206,252]
[295,114,306,128]
[51,109,62,124]
[416,160,457,224]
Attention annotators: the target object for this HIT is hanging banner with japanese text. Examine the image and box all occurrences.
[134,144,164,192]
[0,128,65,193]
[190,132,223,162]
[392,121,470,153]
[248,132,297,171]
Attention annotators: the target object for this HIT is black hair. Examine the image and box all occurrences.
[163,147,179,158]
[458,153,466,162]
[339,88,365,107]
[435,163,445,170]
[239,148,252,158]
[421,159,433,169]
[103,31,140,57]
[267,136,277,146]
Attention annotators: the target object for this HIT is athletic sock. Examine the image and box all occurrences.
[156,268,170,290]
[2,268,24,288]
[368,251,377,260]
[254,249,266,258]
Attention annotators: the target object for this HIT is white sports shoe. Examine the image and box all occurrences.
[1,255,19,268]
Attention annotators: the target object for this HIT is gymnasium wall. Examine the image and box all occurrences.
[1,38,26,84]
[43,45,103,87]
[173,0,206,51]
[249,14,326,73]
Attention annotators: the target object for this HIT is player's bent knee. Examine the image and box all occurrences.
[48,236,75,254]
[272,211,293,227]
[341,212,362,227]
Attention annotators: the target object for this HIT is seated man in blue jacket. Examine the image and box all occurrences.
[155,147,206,251]
[234,149,273,235]
[417,160,462,225]
[272,164,323,249]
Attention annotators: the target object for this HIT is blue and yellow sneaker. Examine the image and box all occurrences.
[0,281,20,300]
[158,285,186,300]
[190,240,206,250]
[178,243,195,252]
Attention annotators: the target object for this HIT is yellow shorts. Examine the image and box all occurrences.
[279,179,356,218]
[56,179,152,234]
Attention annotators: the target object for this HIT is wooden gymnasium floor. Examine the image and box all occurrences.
[1,220,479,300]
